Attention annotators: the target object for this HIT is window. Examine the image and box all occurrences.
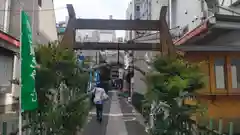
[231,58,240,88]
[38,0,42,7]
[136,6,140,11]
[214,58,226,89]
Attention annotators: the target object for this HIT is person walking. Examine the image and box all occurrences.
[92,83,109,122]
[118,67,124,90]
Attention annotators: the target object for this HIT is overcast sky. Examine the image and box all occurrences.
[54,0,130,37]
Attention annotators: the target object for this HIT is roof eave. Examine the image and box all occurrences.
[177,45,240,52]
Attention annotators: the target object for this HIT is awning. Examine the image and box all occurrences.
[177,45,240,51]
[174,22,209,45]
[174,14,240,46]
[0,30,19,47]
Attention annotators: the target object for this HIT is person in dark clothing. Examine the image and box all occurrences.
[118,79,123,90]
[95,103,103,121]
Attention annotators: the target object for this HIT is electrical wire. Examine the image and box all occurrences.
[0,7,66,12]
[127,25,180,42]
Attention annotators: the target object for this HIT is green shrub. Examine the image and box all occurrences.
[144,55,207,135]
[131,92,145,113]
[11,43,90,135]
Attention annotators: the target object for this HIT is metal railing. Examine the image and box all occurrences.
[209,5,240,16]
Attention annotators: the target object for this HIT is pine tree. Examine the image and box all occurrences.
[10,42,90,135]
[144,55,207,135]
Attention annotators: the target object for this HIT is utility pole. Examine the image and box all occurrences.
[129,50,134,103]
[95,52,98,64]
[128,21,134,102]
[117,43,120,64]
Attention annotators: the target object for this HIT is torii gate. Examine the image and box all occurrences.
[59,4,177,57]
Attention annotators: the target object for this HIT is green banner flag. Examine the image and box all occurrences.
[21,10,38,111]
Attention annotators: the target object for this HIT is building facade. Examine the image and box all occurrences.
[125,0,142,40]
[0,0,58,134]
[99,15,117,42]
[126,0,240,132]
[9,0,58,44]
[9,0,58,99]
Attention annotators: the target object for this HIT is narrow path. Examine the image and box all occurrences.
[105,91,128,135]
[82,90,148,135]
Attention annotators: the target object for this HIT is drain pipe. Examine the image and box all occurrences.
[3,0,11,32]
[168,0,172,28]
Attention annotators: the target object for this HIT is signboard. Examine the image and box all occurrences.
[78,54,84,66]
[78,55,84,61]
[94,70,100,85]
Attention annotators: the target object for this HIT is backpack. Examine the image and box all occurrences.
[91,88,96,103]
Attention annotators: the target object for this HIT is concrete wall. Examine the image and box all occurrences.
[125,0,142,40]
[99,32,115,42]
[134,51,154,94]
[38,0,58,44]
[171,0,207,31]
[9,0,58,44]
[151,0,168,20]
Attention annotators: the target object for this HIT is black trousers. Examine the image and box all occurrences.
[96,104,103,119]
[119,79,123,89]
[116,79,123,90]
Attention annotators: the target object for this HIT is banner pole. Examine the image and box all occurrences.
[19,7,22,135]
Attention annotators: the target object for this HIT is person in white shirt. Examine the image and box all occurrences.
[92,83,109,122]
[118,68,124,90]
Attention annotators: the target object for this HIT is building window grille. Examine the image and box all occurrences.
[231,58,240,88]
[214,58,226,89]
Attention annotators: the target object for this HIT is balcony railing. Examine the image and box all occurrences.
[207,0,240,16]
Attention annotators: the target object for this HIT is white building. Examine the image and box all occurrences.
[99,30,116,42]
[9,0,58,44]
[75,30,100,42]
[97,15,120,63]
[137,0,240,41]
[57,15,118,63]
[0,0,58,134]
[125,0,142,40]
[99,15,117,42]
[140,0,168,20]
[75,30,100,61]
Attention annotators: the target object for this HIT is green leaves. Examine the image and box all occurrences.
[144,55,207,135]
[15,42,91,135]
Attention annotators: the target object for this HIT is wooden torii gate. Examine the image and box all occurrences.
[59,4,176,57]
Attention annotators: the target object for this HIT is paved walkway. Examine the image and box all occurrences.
[82,90,148,135]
